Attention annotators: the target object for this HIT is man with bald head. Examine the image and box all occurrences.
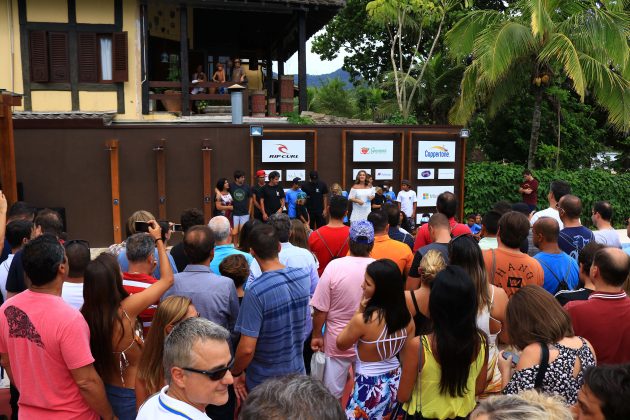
[557,195,595,261]
[533,217,579,294]
[566,247,630,364]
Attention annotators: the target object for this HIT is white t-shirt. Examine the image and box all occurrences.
[530,207,563,229]
[62,282,84,310]
[594,228,622,248]
[396,189,417,218]
[137,385,210,419]
[0,254,14,301]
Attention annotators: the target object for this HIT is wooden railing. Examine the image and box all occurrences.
[148,81,249,113]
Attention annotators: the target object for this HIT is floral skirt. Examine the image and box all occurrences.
[346,367,401,419]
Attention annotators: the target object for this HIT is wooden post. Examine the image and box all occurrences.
[106,139,122,244]
[0,92,22,205]
[459,135,467,222]
[154,139,167,220]
[140,0,149,115]
[341,130,347,190]
[180,5,190,116]
[297,10,307,113]
[202,140,213,223]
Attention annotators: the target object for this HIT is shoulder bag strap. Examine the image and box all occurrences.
[409,290,421,316]
[534,342,549,390]
[315,230,335,259]
[491,249,497,285]
[537,259,562,284]
[336,237,350,258]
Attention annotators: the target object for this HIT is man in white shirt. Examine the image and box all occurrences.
[61,240,91,310]
[591,201,622,248]
[137,318,233,419]
[0,220,32,301]
[396,180,417,222]
[530,180,571,228]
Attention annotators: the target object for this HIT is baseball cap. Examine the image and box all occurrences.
[292,177,301,184]
[349,220,374,244]
[402,179,411,186]
[309,170,319,180]
[297,192,307,200]
[256,170,266,177]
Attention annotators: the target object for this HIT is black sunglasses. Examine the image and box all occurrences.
[64,239,90,248]
[182,357,234,381]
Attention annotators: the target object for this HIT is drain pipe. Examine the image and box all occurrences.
[228,84,246,124]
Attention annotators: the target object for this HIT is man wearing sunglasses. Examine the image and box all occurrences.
[137,317,233,419]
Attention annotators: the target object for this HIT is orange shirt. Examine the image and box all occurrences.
[483,247,544,298]
[370,234,414,277]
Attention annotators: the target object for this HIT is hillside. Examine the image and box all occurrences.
[274,68,353,87]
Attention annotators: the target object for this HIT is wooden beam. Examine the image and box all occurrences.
[202,140,213,223]
[341,130,347,190]
[180,5,190,116]
[0,93,21,205]
[140,1,149,115]
[106,139,122,244]
[154,139,167,220]
[459,136,467,222]
[297,10,307,113]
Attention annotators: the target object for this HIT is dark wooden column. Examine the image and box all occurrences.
[265,57,273,103]
[140,0,149,115]
[0,93,22,205]
[297,10,307,113]
[277,47,285,103]
[180,5,190,116]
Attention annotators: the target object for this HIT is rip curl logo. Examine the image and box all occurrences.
[268,143,299,159]
[425,145,450,159]
[5,306,45,348]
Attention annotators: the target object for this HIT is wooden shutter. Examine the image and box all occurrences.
[77,32,98,83]
[29,31,49,82]
[112,32,128,82]
[48,32,69,82]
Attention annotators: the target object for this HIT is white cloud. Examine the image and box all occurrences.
[273,30,347,76]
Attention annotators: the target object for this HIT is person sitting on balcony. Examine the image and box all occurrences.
[213,63,226,83]
[231,58,247,83]
[191,64,206,95]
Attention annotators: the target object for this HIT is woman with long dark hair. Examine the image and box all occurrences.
[237,218,262,253]
[81,223,173,419]
[449,234,509,397]
[398,265,488,419]
[348,170,375,222]
[215,177,234,227]
[337,259,414,419]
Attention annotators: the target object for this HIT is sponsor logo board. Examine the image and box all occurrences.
[263,170,282,181]
[418,141,456,162]
[353,140,394,162]
[262,140,306,162]
[438,168,455,179]
[352,169,372,179]
[416,185,454,207]
[417,168,435,179]
[375,169,393,180]
[286,169,306,181]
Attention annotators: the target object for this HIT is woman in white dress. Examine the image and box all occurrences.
[349,170,375,222]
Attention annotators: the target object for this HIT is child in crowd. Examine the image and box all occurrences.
[371,187,385,210]
[467,212,482,235]
[296,192,310,227]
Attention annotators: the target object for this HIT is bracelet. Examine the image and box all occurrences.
[232,370,244,377]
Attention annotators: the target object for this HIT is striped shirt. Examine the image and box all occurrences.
[235,266,310,390]
[122,272,157,335]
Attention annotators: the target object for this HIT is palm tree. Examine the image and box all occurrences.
[445,0,630,168]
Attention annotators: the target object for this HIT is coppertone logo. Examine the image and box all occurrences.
[424,145,450,159]
[262,140,306,162]
[418,141,456,162]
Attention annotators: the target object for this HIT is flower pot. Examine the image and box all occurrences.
[161,90,182,112]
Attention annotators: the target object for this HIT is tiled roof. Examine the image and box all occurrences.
[13,112,116,125]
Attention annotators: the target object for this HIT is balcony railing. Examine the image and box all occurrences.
[148,81,249,114]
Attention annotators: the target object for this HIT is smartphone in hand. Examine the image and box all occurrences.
[502,351,520,365]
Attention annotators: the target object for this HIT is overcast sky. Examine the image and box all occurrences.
[273,31,348,76]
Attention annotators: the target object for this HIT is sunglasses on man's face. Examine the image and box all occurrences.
[182,357,234,381]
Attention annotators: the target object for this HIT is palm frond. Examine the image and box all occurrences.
[448,63,481,124]
[445,10,505,61]
[538,32,586,100]
[525,0,554,38]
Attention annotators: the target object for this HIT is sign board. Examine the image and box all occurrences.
[352,168,372,179]
[353,140,394,162]
[374,168,393,180]
[418,141,456,162]
[416,185,455,207]
[417,168,435,180]
[262,140,306,162]
[263,170,282,181]
[285,169,306,181]
[438,168,455,179]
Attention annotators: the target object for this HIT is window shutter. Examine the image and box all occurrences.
[29,31,49,82]
[48,32,69,82]
[112,32,128,82]
[77,32,98,83]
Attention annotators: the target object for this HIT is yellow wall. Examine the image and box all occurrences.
[79,91,117,112]
[27,0,67,22]
[147,1,193,48]
[31,91,72,111]
[118,0,141,120]
[0,0,25,111]
[76,0,114,24]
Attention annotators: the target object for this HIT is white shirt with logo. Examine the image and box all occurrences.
[396,190,417,218]
[137,385,210,419]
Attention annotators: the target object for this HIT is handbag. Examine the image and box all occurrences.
[310,351,326,382]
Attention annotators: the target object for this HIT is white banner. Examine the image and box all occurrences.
[374,168,393,180]
[285,169,306,181]
[416,185,455,207]
[263,170,282,181]
[262,140,306,162]
[438,168,455,179]
[417,168,435,180]
[353,140,394,162]
[352,168,372,179]
[418,141,456,162]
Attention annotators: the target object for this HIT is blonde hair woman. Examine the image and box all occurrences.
[404,250,446,337]
[134,296,199,408]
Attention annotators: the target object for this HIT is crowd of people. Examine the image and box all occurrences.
[0,166,628,420]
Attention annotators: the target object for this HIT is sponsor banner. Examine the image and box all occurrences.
[374,168,393,180]
[417,168,435,179]
[263,170,282,181]
[416,185,454,207]
[352,168,372,179]
[353,140,394,162]
[416,212,433,225]
[262,140,306,162]
[418,141,456,162]
[286,169,306,181]
[438,168,455,179]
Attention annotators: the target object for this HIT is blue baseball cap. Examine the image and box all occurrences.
[350,220,374,244]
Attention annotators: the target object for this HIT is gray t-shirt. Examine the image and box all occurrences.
[594,228,622,248]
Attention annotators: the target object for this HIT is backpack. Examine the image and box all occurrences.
[538,258,572,294]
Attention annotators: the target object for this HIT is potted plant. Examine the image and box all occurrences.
[161,59,182,112]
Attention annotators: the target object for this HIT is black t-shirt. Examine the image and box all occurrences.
[409,243,449,278]
[169,242,189,273]
[297,204,309,222]
[230,182,251,216]
[6,250,26,294]
[301,181,328,214]
[251,183,266,218]
[261,184,285,216]
[372,194,384,208]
